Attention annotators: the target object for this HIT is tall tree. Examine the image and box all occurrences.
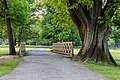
[44,0,119,65]
[34,1,80,43]
[1,0,32,47]
[7,0,31,46]
[2,0,16,55]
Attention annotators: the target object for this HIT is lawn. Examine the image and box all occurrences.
[25,45,39,51]
[0,45,39,56]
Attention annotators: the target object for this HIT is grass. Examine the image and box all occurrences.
[82,49,120,80]
[0,59,21,77]
[0,45,39,56]
[45,46,53,51]
[25,45,39,51]
[0,49,9,56]
[85,62,120,80]
[73,48,120,80]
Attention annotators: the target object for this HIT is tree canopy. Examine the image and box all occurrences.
[42,0,120,65]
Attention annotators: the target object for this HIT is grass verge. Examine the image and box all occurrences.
[85,62,120,80]
[84,49,120,80]
[0,58,21,77]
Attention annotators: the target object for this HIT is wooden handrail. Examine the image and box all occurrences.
[53,42,74,57]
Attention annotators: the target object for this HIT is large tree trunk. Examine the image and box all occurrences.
[77,25,117,65]
[68,0,117,66]
[3,0,16,55]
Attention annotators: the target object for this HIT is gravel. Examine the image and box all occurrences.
[0,48,110,80]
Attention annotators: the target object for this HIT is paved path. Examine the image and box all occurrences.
[0,48,110,80]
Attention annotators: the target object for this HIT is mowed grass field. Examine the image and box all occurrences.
[0,45,38,76]
[0,45,39,56]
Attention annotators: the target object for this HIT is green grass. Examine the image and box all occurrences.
[25,45,39,51]
[83,49,120,80]
[0,49,9,56]
[45,46,53,51]
[85,62,120,80]
[0,45,9,48]
[0,59,21,77]
[74,47,80,55]
[73,48,120,80]
[0,45,39,56]
[25,45,39,48]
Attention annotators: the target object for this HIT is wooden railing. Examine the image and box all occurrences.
[53,42,74,57]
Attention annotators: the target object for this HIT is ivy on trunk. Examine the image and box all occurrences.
[68,0,118,66]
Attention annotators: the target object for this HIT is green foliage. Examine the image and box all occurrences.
[0,0,119,46]
[8,0,31,25]
[7,0,32,43]
[27,0,34,4]
[44,0,70,28]
[0,25,7,40]
[35,1,80,44]
[0,0,33,44]
[109,9,120,48]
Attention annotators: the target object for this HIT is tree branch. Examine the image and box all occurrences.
[73,4,89,27]
[69,9,85,43]
[68,0,89,26]
[102,0,117,18]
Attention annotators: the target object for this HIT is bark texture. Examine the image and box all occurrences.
[3,0,16,55]
[68,0,117,65]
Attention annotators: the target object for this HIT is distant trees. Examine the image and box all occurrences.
[33,1,80,45]
[110,9,120,48]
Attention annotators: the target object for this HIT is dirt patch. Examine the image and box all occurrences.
[0,55,19,62]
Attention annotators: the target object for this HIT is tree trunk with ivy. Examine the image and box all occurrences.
[3,0,16,55]
[68,0,117,65]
